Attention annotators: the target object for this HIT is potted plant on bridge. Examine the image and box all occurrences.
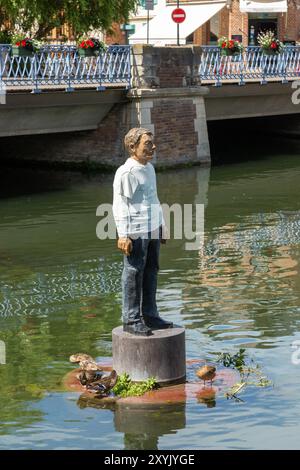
[11,36,39,57]
[257,30,284,55]
[77,38,106,57]
[218,37,244,56]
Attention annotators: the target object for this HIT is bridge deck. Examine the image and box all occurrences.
[2,82,128,93]
[201,76,298,86]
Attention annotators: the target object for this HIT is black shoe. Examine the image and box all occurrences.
[144,316,173,329]
[123,322,152,336]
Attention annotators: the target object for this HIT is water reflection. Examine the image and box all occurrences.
[75,395,186,450]
[0,258,121,318]
[1,148,300,448]
[196,388,216,408]
[115,404,186,450]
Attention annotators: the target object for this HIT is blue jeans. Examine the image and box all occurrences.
[122,230,161,324]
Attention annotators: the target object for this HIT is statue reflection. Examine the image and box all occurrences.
[76,383,220,448]
[114,403,186,450]
[76,395,186,450]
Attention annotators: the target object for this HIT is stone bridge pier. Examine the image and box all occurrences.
[126,45,210,167]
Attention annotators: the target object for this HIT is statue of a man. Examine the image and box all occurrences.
[113,128,173,336]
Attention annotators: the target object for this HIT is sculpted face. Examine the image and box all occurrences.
[132,133,156,165]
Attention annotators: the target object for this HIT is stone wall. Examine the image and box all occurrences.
[131,44,202,88]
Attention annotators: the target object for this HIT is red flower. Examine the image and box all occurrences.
[15,41,20,46]
[221,41,227,48]
[229,40,235,49]
[79,38,99,49]
[21,40,26,47]
[271,41,277,49]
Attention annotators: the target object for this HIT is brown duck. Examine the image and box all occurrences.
[70,353,94,363]
[69,353,103,385]
[196,365,216,386]
[78,361,103,386]
[87,370,118,396]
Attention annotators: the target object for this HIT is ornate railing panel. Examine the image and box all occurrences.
[199,46,300,86]
[0,44,131,92]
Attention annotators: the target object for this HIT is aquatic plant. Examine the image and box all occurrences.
[112,373,157,398]
[216,349,272,400]
[217,348,246,371]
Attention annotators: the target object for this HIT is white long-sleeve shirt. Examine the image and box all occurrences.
[112,158,164,238]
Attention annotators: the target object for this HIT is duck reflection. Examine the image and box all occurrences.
[196,388,216,408]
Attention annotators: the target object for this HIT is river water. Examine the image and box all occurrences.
[0,132,300,450]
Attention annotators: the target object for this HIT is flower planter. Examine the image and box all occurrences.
[78,48,98,57]
[11,46,34,57]
[261,49,279,56]
[221,49,241,57]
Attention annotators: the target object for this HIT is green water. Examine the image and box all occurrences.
[1,135,300,449]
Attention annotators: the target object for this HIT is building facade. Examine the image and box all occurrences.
[126,0,299,46]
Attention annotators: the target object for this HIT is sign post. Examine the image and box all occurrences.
[145,0,155,45]
[171,3,186,46]
[177,0,179,47]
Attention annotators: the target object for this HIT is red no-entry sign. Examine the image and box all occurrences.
[171,8,186,24]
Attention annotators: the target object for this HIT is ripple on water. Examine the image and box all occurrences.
[1,160,300,449]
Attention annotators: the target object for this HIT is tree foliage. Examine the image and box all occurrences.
[0,0,139,40]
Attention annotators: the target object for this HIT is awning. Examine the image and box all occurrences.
[129,1,227,46]
[240,0,287,13]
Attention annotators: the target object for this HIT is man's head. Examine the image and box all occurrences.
[124,127,156,165]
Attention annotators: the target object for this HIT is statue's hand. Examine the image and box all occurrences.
[117,238,133,256]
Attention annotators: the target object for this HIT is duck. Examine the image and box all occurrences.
[79,359,102,371]
[196,365,216,386]
[87,370,118,396]
[69,353,103,386]
[69,353,95,364]
[69,353,103,371]
[78,361,103,386]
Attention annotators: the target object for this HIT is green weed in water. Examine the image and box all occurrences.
[217,348,246,371]
[112,373,157,398]
[215,349,272,400]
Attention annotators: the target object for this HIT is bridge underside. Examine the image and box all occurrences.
[205,82,300,120]
[0,89,127,137]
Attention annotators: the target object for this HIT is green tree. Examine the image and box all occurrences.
[0,0,139,40]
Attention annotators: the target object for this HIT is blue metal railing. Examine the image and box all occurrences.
[199,46,300,86]
[0,44,131,92]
